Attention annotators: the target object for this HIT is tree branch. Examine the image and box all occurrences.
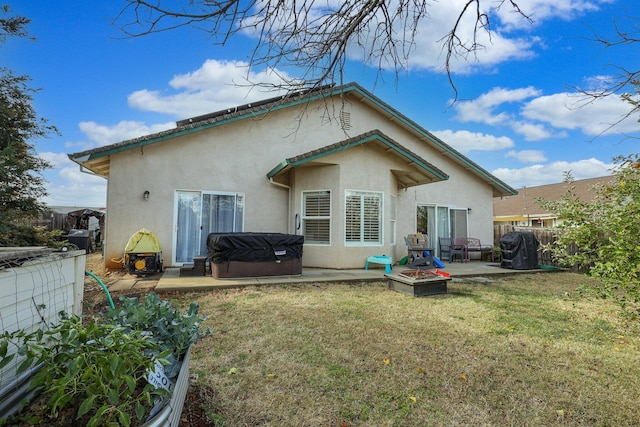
[114,0,528,97]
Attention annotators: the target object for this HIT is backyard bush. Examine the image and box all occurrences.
[538,154,640,318]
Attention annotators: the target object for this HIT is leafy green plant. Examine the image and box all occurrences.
[492,246,502,262]
[104,292,211,378]
[0,315,169,427]
[537,154,640,318]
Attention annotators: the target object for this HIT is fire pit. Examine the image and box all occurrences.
[385,269,451,297]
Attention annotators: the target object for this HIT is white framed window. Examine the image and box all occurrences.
[302,190,331,245]
[345,190,383,245]
[390,194,397,245]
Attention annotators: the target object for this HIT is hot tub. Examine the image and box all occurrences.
[207,233,304,278]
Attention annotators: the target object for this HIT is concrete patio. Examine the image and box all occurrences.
[143,260,555,293]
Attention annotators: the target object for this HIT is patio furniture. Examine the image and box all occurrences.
[438,237,466,263]
[452,237,494,262]
[365,255,393,274]
[404,234,433,268]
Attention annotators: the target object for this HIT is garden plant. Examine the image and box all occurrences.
[0,293,209,427]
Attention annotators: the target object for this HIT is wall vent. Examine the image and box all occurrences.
[340,111,351,130]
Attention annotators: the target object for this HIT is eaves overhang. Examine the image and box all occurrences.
[340,84,518,197]
[267,130,449,188]
[67,82,518,197]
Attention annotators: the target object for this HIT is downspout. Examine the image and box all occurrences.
[269,178,293,234]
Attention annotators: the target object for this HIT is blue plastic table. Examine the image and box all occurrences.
[365,255,393,274]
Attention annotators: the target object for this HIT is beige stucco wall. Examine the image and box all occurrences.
[290,143,403,268]
[103,93,497,269]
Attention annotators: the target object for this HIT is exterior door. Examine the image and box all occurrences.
[416,205,444,252]
[174,191,244,265]
[416,204,467,257]
[450,209,468,240]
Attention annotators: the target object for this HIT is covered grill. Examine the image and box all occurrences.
[499,231,539,270]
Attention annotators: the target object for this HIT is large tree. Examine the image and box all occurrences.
[0,5,56,246]
[115,0,528,96]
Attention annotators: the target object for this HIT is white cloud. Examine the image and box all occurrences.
[433,129,514,153]
[453,87,541,124]
[78,121,175,147]
[505,150,548,163]
[39,152,74,169]
[405,1,537,74]
[44,179,107,208]
[494,0,608,31]
[241,0,605,77]
[492,157,612,188]
[128,59,296,118]
[344,0,609,74]
[510,121,566,141]
[42,162,107,207]
[453,85,640,140]
[521,92,640,136]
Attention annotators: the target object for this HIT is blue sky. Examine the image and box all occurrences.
[5,0,639,207]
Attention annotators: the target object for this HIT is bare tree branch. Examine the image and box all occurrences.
[114,0,528,97]
[575,16,640,135]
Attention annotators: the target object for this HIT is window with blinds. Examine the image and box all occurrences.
[302,190,331,245]
[345,190,383,245]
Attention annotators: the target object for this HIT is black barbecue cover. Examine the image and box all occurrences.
[207,233,304,264]
[499,231,539,270]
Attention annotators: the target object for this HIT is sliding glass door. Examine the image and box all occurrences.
[174,191,244,264]
[416,204,467,257]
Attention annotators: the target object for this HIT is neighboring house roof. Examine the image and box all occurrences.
[493,175,614,220]
[267,130,448,188]
[68,82,517,197]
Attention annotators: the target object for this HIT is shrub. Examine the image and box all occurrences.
[538,154,640,318]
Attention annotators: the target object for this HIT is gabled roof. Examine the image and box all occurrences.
[267,130,448,188]
[68,82,516,196]
[493,175,614,218]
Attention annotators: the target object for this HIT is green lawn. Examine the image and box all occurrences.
[183,272,640,426]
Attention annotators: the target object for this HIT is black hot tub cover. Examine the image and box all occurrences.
[207,233,304,264]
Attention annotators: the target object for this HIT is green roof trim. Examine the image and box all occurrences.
[336,84,517,196]
[68,82,516,196]
[267,131,448,181]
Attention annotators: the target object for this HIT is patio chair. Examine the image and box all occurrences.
[438,237,466,263]
[404,234,432,268]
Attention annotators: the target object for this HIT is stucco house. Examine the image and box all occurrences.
[69,83,516,270]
